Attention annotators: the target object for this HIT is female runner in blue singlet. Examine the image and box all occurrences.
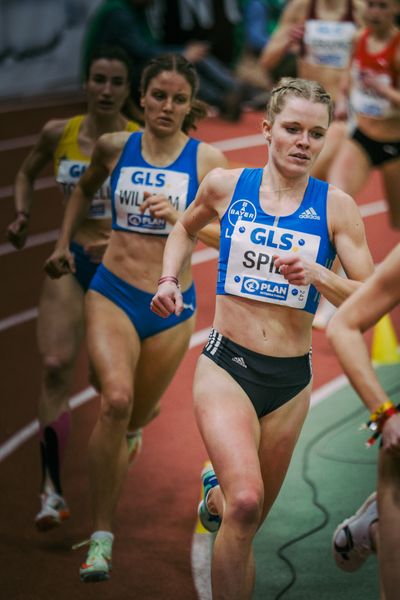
[44,53,227,582]
[151,78,374,600]
[6,46,140,533]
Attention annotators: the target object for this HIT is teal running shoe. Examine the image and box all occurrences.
[198,463,221,533]
[127,429,143,466]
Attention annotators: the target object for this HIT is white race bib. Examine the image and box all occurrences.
[304,20,355,69]
[225,220,321,308]
[114,166,189,234]
[57,159,111,219]
[351,65,394,118]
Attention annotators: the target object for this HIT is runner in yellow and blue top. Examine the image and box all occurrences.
[44,53,228,583]
[151,78,374,600]
[54,114,138,289]
[6,45,140,533]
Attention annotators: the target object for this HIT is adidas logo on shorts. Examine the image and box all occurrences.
[232,356,247,368]
[299,207,320,220]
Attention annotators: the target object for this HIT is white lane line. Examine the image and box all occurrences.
[0,131,265,157]
[0,197,387,331]
[0,134,39,152]
[0,386,97,463]
[191,247,218,265]
[0,199,387,259]
[0,174,54,199]
[0,326,212,463]
[359,199,386,218]
[211,133,265,152]
[0,248,218,333]
[0,133,264,200]
[0,229,59,257]
[310,374,349,408]
[191,533,213,600]
[0,323,347,466]
[0,308,38,332]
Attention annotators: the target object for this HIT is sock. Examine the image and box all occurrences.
[91,531,114,543]
[39,411,71,495]
[126,428,142,440]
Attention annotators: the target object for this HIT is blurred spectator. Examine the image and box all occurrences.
[243,0,288,54]
[237,0,294,91]
[159,0,243,68]
[1,0,67,60]
[82,0,245,120]
[154,0,271,110]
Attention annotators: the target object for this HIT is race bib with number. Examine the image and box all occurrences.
[57,159,112,219]
[225,220,321,308]
[114,166,189,235]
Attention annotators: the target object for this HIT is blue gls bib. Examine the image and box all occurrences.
[217,168,336,314]
[110,132,200,236]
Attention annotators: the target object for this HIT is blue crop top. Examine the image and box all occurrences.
[110,132,200,235]
[217,168,336,314]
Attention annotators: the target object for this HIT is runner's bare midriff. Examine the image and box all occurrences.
[214,294,313,357]
[102,229,193,292]
[356,114,400,142]
[73,217,111,246]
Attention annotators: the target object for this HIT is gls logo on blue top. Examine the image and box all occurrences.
[241,276,288,301]
[131,171,165,187]
[228,199,257,227]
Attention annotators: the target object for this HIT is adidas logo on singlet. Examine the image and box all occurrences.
[232,356,247,368]
[299,207,320,220]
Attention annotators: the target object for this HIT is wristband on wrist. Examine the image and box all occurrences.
[369,400,395,421]
[362,402,399,447]
[158,276,179,286]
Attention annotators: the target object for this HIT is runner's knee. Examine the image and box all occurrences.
[42,355,73,389]
[226,487,264,530]
[101,388,132,423]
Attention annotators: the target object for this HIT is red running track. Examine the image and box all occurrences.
[0,102,399,600]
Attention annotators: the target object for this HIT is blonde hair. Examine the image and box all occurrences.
[266,78,333,125]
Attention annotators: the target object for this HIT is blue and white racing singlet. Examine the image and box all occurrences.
[217,168,336,314]
[110,132,200,235]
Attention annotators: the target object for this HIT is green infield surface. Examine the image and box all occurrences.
[254,364,400,600]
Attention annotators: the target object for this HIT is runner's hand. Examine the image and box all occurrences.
[6,213,29,249]
[382,413,400,454]
[44,247,76,278]
[140,192,179,225]
[274,253,315,286]
[150,281,183,317]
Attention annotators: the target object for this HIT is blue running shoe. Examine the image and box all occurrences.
[198,463,221,533]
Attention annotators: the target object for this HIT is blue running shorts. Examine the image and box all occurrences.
[89,263,196,340]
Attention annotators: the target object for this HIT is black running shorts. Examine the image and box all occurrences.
[202,329,312,418]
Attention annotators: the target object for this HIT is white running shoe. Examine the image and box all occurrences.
[76,534,113,583]
[332,492,378,572]
[35,491,70,532]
